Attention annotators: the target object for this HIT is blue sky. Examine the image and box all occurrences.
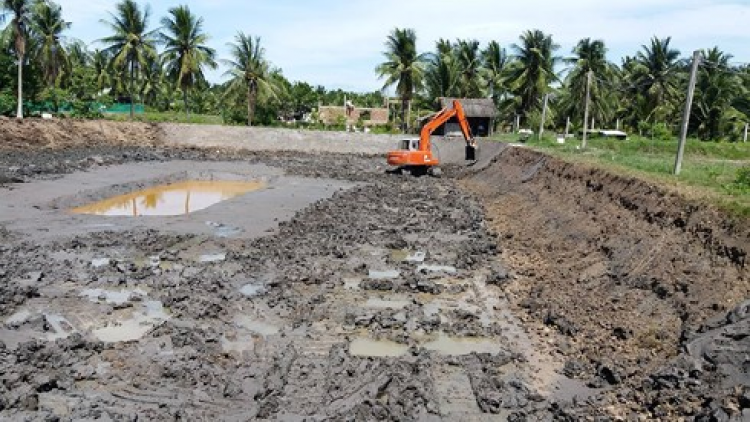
[55,0,750,92]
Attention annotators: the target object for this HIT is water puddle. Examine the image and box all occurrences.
[44,314,77,341]
[343,278,362,290]
[423,301,442,318]
[6,309,32,325]
[199,253,227,263]
[206,221,242,238]
[239,284,266,298]
[349,338,409,357]
[221,335,255,355]
[234,315,280,336]
[368,269,400,280]
[390,250,427,263]
[80,288,147,305]
[417,265,457,275]
[71,180,266,217]
[423,333,498,356]
[365,297,411,309]
[92,301,169,343]
[91,258,111,268]
[552,375,599,402]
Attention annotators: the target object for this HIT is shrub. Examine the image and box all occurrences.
[0,92,14,116]
[724,166,750,195]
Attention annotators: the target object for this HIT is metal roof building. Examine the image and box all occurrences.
[421,98,498,137]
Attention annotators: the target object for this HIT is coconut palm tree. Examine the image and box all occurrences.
[482,40,509,106]
[66,38,89,68]
[560,38,618,128]
[425,38,460,100]
[375,28,427,132]
[29,0,70,87]
[222,32,279,126]
[507,29,560,125]
[692,47,745,140]
[632,36,682,124]
[99,0,157,119]
[455,39,483,98]
[1,0,39,118]
[159,5,216,119]
[91,48,112,92]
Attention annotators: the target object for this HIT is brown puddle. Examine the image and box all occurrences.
[71,180,266,216]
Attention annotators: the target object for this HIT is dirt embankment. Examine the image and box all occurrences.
[463,146,749,419]
[0,118,163,151]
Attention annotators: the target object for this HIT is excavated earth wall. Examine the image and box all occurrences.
[461,147,749,419]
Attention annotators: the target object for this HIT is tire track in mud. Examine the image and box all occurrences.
[2,142,747,419]
[0,152,558,420]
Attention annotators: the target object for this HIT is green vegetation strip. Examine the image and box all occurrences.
[492,134,750,218]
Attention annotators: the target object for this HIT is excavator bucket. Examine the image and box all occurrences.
[465,145,477,161]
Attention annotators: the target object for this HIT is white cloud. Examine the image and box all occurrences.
[56,0,750,91]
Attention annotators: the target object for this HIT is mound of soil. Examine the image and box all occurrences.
[463,146,749,419]
[0,118,162,151]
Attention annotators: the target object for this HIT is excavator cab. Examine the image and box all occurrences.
[400,138,420,151]
[386,100,477,174]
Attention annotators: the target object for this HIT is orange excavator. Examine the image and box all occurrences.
[387,99,478,176]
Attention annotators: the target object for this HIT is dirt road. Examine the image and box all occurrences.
[0,121,747,420]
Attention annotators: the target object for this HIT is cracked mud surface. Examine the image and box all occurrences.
[1,134,748,420]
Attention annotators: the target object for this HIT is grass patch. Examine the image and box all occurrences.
[104,111,223,125]
[491,133,750,218]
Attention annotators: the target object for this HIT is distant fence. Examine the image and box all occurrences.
[103,103,145,114]
[23,102,144,115]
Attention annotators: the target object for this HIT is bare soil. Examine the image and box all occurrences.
[0,120,747,420]
[0,117,162,151]
[462,147,749,419]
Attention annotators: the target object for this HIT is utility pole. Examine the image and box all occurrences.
[582,70,593,149]
[514,114,520,133]
[538,93,550,141]
[744,123,748,143]
[674,50,701,176]
[564,117,571,138]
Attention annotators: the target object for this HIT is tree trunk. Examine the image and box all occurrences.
[129,61,135,120]
[16,52,23,119]
[183,89,189,121]
[401,98,408,133]
[247,83,257,127]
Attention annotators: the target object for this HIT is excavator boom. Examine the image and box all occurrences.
[386,100,478,171]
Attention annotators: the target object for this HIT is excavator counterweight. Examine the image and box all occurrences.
[386,100,478,174]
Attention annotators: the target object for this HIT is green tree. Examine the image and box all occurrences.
[159,5,216,119]
[284,81,319,119]
[222,32,279,126]
[482,40,509,107]
[692,47,745,140]
[29,0,69,88]
[99,0,157,119]
[91,48,111,92]
[375,28,427,131]
[1,0,39,118]
[560,38,618,128]
[65,38,88,68]
[632,36,682,125]
[425,39,460,100]
[455,39,483,98]
[507,29,560,125]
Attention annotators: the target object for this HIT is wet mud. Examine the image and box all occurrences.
[0,138,748,420]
